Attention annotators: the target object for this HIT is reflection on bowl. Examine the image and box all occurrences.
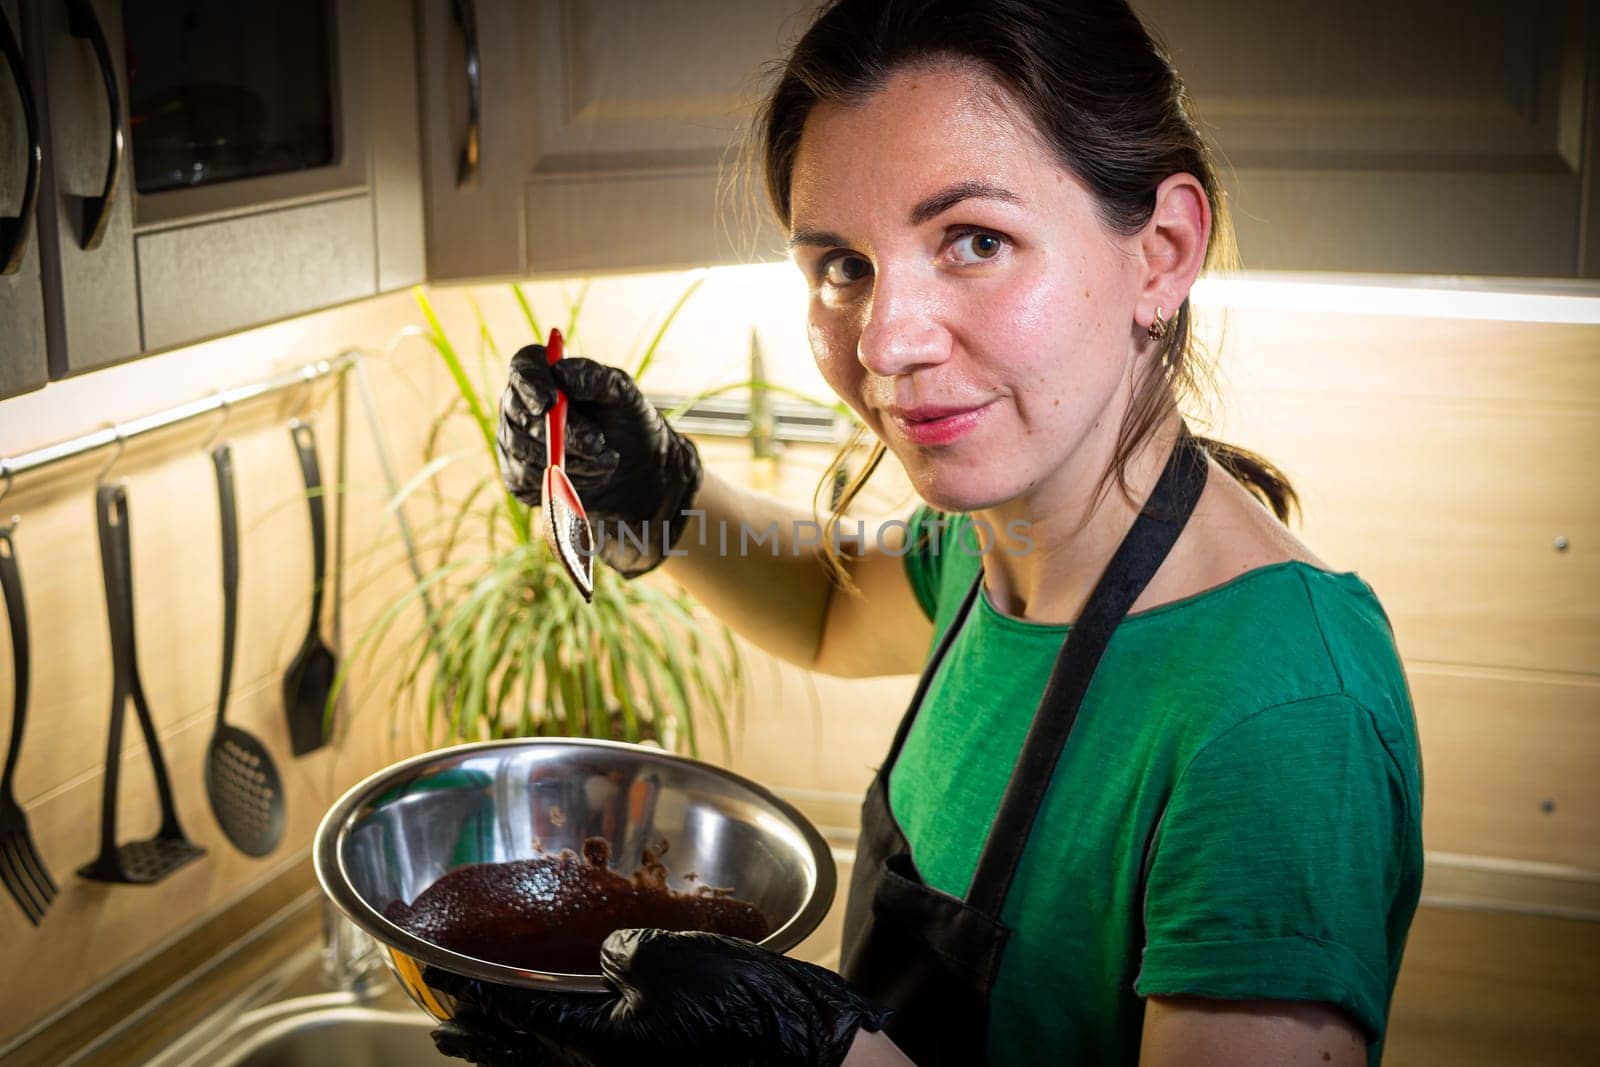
[313,739,835,1019]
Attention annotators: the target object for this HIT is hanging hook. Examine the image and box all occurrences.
[95,423,127,486]
[201,392,232,452]
[0,461,15,531]
[292,362,323,423]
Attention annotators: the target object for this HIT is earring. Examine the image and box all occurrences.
[1147,307,1168,342]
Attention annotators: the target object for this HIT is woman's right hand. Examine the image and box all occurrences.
[498,344,702,577]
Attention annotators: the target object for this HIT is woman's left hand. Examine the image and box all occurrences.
[429,927,891,1067]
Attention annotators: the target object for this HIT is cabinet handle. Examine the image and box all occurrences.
[451,0,480,188]
[0,4,40,275]
[64,0,122,251]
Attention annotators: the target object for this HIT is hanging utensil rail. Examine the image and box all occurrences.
[0,352,361,488]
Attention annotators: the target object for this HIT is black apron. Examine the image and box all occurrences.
[838,433,1208,1066]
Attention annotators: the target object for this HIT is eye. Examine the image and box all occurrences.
[948,230,1006,264]
[821,253,872,288]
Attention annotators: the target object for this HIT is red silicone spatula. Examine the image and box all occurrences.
[541,328,595,601]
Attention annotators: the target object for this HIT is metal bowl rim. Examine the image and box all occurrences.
[314,738,837,993]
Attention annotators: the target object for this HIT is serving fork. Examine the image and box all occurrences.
[0,521,57,924]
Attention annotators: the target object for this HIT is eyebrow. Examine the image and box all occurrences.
[909,179,1022,225]
[788,179,1023,249]
[789,228,849,250]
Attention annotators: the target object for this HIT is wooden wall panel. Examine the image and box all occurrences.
[1386,904,1600,1066]
[1411,666,1600,870]
[1214,393,1597,674]
[1200,309,1600,409]
[1203,304,1600,680]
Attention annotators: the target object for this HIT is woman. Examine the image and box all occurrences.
[452,1,1424,1064]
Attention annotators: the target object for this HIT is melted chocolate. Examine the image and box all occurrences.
[384,837,770,973]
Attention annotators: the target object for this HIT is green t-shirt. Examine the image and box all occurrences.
[890,508,1423,1066]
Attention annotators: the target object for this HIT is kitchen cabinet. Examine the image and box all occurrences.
[25,0,141,378]
[421,0,1597,281]
[0,0,46,400]
[21,0,425,380]
[418,0,798,281]
[1137,0,1599,278]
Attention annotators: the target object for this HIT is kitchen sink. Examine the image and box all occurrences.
[207,1005,437,1067]
[143,940,445,1067]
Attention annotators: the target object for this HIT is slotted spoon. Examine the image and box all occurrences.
[204,443,285,856]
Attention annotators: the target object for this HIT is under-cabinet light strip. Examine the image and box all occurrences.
[1190,273,1600,325]
[705,262,1600,324]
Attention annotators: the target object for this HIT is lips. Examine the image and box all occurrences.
[886,401,992,446]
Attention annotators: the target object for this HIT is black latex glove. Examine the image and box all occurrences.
[428,928,892,1067]
[498,345,702,578]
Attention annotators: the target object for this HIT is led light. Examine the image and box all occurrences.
[1192,273,1600,325]
[700,262,1600,323]
[703,261,799,287]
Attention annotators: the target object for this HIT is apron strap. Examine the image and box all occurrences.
[965,433,1208,917]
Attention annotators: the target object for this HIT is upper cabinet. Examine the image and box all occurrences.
[1137,0,1599,278]
[6,0,1595,403]
[419,0,801,281]
[17,0,425,385]
[420,0,1599,282]
[26,0,141,381]
[0,0,47,400]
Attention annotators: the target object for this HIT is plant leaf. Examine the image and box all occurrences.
[344,283,739,755]
[511,283,543,341]
[413,286,530,544]
[630,274,704,383]
[386,451,472,519]
[465,291,502,403]
[564,278,591,350]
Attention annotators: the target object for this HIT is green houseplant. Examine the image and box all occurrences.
[339,280,743,756]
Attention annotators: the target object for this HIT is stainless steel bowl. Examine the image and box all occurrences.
[314,739,835,1019]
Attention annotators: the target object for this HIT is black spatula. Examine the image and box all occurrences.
[283,420,337,757]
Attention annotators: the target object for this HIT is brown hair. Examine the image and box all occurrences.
[755,0,1298,575]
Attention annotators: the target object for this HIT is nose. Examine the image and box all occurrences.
[856,272,950,378]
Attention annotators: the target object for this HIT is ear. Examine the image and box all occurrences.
[1135,173,1211,336]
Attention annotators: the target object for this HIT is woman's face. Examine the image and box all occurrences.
[789,64,1149,513]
